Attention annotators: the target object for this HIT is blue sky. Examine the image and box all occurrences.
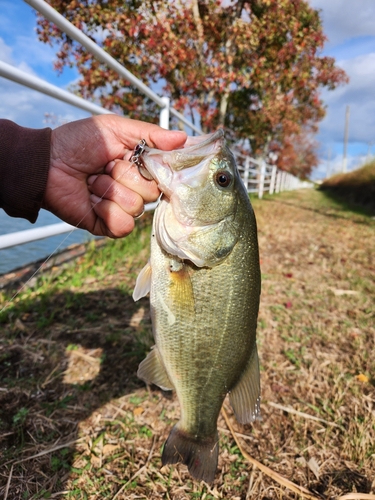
[1,0,375,179]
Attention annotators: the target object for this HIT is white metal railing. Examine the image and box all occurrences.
[0,0,312,253]
[237,156,312,199]
[0,223,75,250]
[0,61,114,117]
[0,202,159,250]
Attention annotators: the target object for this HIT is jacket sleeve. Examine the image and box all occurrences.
[0,119,52,223]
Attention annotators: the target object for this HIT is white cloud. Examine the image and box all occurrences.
[0,75,90,128]
[317,52,375,144]
[0,33,89,129]
[0,37,13,64]
[309,0,375,47]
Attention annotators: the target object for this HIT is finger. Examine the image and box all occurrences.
[147,127,187,150]
[90,197,136,238]
[106,116,188,151]
[105,159,160,202]
[88,173,145,217]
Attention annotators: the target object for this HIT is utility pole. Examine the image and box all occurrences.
[342,105,350,173]
[366,140,375,164]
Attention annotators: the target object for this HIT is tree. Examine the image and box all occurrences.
[36,0,348,176]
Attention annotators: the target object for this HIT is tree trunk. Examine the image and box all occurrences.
[219,89,230,127]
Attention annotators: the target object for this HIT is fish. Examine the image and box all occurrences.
[132,129,261,483]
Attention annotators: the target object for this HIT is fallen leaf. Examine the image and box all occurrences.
[356,373,369,383]
[103,444,120,456]
[90,455,101,467]
[14,318,27,331]
[307,457,320,480]
[134,406,144,416]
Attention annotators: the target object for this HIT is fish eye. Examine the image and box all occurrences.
[215,170,232,188]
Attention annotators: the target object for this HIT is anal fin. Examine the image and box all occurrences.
[137,346,174,391]
[229,344,261,424]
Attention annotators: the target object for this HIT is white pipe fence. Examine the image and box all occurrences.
[0,0,312,253]
[236,155,312,199]
[0,223,76,251]
[0,61,114,117]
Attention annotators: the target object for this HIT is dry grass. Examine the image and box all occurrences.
[320,161,375,213]
[0,189,374,499]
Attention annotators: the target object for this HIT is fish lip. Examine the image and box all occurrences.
[142,129,225,187]
[147,128,224,159]
[176,129,224,157]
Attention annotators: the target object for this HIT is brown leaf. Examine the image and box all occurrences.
[102,444,120,456]
[134,406,144,416]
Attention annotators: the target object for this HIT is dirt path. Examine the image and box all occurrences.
[0,190,374,499]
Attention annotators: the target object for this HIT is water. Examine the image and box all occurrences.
[0,210,95,275]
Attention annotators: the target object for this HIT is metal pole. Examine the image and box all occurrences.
[366,140,375,164]
[243,157,250,193]
[0,202,159,250]
[0,223,76,250]
[0,61,114,116]
[342,105,350,173]
[275,170,281,193]
[159,97,170,130]
[24,0,203,135]
[258,159,265,199]
[269,165,277,194]
[281,171,286,192]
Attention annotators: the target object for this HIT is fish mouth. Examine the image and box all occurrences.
[170,129,225,171]
[140,129,225,197]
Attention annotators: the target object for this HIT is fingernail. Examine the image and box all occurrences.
[87,175,98,186]
[90,194,102,206]
[105,160,116,173]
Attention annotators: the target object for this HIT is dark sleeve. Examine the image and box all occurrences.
[0,119,52,223]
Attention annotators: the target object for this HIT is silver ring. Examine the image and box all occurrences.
[134,209,145,220]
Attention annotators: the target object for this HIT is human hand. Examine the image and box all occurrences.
[43,115,187,237]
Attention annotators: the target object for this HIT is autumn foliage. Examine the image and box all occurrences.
[36,0,348,177]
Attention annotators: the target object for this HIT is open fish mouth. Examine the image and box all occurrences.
[138,129,231,203]
[137,129,224,186]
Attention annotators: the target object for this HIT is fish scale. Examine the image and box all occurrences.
[133,129,261,482]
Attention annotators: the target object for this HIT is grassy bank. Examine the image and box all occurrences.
[319,161,375,213]
[0,191,374,499]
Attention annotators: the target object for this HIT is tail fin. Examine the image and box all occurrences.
[161,425,219,483]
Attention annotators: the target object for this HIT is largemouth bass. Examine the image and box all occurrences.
[133,129,261,483]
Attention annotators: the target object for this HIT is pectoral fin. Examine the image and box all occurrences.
[137,346,174,391]
[229,344,261,424]
[168,261,195,318]
[133,260,152,301]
